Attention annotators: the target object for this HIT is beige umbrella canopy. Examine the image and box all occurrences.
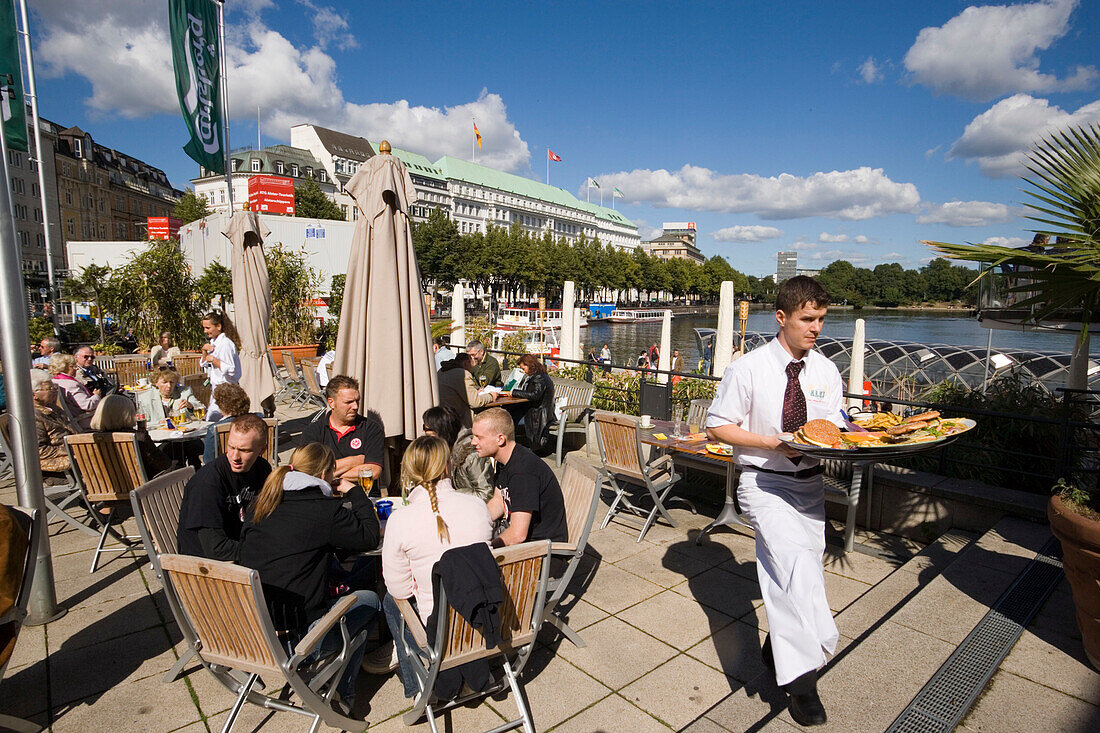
[333,141,438,438]
[222,210,277,412]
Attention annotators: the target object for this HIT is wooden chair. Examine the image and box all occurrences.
[0,414,96,538]
[548,376,595,466]
[0,507,40,733]
[267,350,294,403]
[130,467,197,682]
[63,432,149,572]
[298,360,328,412]
[214,418,280,466]
[182,372,210,408]
[280,352,310,408]
[542,456,602,648]
[686,398,713,429]
[593,411,694,542]
[159,554,369,733]
[394,541,551,733]
[92,354,115,373]
[113,358,151,388]
[171,353,203,377]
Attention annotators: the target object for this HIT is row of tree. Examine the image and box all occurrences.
[413,208,979,306]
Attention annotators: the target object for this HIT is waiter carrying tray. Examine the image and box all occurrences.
[705,276,843,727]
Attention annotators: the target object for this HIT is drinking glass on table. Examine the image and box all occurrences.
[672,404,684,439]
[194,405,206,421]
[356,466,374,495]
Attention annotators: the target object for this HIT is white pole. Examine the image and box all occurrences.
[0,128,61,623]
[561,280,575,361]
[847,317,866,408]
[658,308,672,383]
[216,0,233,213]
[572,306,582,364]
[546,149,549,185]
[1068,332,1091,392]
[451,283,465,348]
[16,0,57,310]
[714,281,734,376]
[257,105,261,150]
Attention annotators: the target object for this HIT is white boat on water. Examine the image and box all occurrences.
[491,326,560,358]
[496,307,587,330]
[605,308,669,324]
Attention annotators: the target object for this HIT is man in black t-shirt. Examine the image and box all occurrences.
[301,375,385,491]
[471,407,567,545]
[177,415,272,561]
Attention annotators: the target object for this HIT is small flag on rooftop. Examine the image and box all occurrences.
[473,121,481,149]
[548,149,561,162]
[587,177,600,189]
[614,187,624,199]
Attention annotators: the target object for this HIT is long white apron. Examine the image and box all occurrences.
[739,468,838,686]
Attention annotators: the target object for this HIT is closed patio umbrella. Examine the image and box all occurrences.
[223,210,276,412]
[334,141,437,438]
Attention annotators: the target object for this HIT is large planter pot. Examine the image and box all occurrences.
[269,344,320,362]
[1048,494,1100,670]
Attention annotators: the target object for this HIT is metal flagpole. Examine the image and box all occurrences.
[16,0,57,327]
[216,0,232,213]
[0,116,62,624]
[257,105,260,150]
[546,148,549,185]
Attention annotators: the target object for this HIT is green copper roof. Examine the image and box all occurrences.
[433,156,636,229]
[373,143,445,182]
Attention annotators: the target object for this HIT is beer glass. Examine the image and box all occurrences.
[357,466,374,495]
[672,404,684,439]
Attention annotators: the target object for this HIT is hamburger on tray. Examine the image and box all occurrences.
[789,412,972,450]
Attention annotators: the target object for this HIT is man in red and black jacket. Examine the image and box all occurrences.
[301,375,385,492]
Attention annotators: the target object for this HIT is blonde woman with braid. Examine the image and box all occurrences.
[238,442,381,716]
[379,435,493,696]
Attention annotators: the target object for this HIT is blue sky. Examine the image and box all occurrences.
[30,0,1100,276]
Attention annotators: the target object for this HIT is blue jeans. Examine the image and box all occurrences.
[308,589,381,701]
[383,593,424,698]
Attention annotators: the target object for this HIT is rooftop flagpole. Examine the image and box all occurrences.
[215,0,232,213]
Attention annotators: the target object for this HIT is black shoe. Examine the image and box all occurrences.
[761,634,775,672]
[787,688,827,726]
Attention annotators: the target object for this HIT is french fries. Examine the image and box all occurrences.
[853,411,902,429]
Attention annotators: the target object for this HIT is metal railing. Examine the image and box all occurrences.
[480,345,1098,494]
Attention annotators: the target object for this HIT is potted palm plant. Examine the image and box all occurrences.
[924,122,1100,669]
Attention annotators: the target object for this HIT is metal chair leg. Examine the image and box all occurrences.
[221,672,259,733]
[164,645,198,682]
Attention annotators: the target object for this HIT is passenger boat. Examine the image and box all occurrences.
[491,326,560,359]
[605,308,668,324]
[495,307,587,330]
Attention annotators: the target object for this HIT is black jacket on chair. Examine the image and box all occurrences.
[509,372,555,450]
[427,543,504,700]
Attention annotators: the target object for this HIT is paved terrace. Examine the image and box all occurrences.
[2,401,1098,732]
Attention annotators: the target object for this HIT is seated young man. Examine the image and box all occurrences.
[301,375,385,492]
[470,407,567,546]
[177,414,272,561]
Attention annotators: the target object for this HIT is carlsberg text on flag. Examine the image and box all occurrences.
[0,0,27,153]
[169,0,224,173]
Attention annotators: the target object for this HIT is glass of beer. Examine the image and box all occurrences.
[357,466,374,494]
[194,405,206,421]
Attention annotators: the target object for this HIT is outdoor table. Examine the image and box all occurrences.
[637,419,753,542]
[476,394,529,409]
[148,421,212,443]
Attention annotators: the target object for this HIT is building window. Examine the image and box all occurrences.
[73,139,82,157]
[251,158,261,172]
[18,231,28,247]
[275,161,284,174]
[305,166,313,177]
[7,150,20,167]
[291,164,299,177]
[31,182,38,197]
[66,218,75,236]
[33,208,41,223]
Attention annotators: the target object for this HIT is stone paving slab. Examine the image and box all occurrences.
[959,666,1100,733]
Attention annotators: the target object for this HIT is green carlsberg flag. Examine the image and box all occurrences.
[0,0,27,153]
[169,0,224,173]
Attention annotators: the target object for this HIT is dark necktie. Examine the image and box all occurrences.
[782,361,807,433]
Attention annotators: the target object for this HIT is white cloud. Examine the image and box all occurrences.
[819,232,849,243]
[983,236,1030,247]
[713,225,784,242]
[632,220,662,241]
[859,57,883,84]
[853,235,871,244]
[917,200,1015,226]
[296,0,358,51]
[904,0,1096,101]
[33,1,531,172]
[594,165,920,221]
[948,94,1100,178]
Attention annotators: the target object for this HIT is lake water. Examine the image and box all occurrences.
[580,310,1097,369]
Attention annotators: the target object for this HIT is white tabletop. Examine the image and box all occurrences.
[148,421,212,443]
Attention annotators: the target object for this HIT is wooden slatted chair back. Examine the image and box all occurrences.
[64,432,148,503]
[280,351,302,381]
[182,372,211,407]
[437,542,546,672]
[300,360,325,401]
[215,418,278,464]
[172,353,203,377]
[687,399,712,428]
[114,358,150,388]
[93,355,115,372]
[131,467,193,559]
[159,554,285,678]
[559,456,600,551]
[594,411,644,478]
[549,377,594,422]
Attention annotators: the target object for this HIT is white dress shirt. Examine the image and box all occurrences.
[206,332,240,390]
[706,335,843,472]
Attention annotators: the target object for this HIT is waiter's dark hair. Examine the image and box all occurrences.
[776,276,831,315]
